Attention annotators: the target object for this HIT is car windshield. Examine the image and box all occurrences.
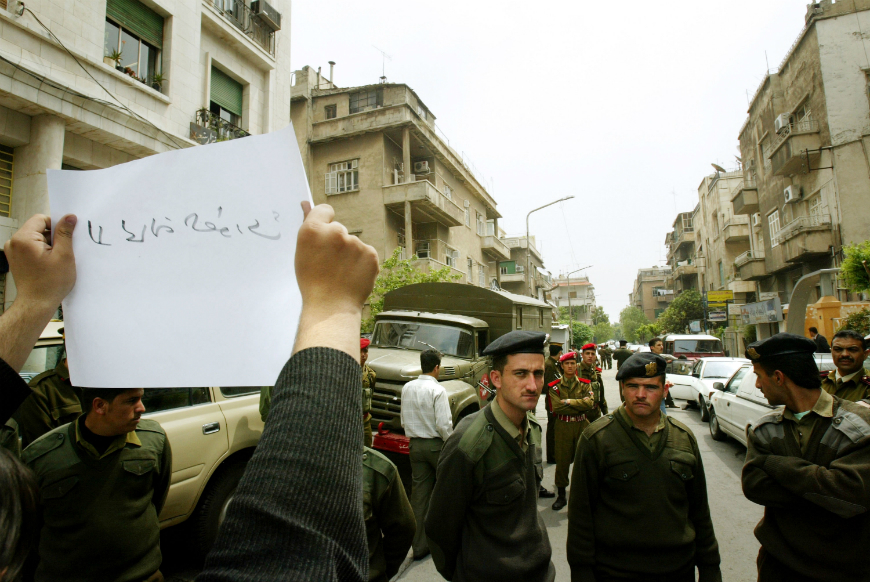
[669,360,694,376]
[20,344,64,384]
[372,320,474,358]
[674,339,722,354]
[702,361,744,379]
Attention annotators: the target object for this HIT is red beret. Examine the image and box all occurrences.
[360,338,371,349]
[581,343,597,352]
[559,351,577,363]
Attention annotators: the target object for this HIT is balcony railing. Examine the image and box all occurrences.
[193,109,250,143]
[734,249,765,267]
[770,119,820,154]
[206,0,277,55]
[771,211,832,247]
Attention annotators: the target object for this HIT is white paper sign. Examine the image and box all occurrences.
[48,124,310,388]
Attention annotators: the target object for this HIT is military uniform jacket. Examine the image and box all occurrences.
[362,364,376,416]
[16,361,82,448]
[544,358,561,411]
[742,397,870,581]
[549,375,595,421]
[579,363,608,422]
[821,367,870,403]
[612,348,633,369]
[425,405,555,582]
[22,417,172,582]
[363,447,415,582]
[567,408,721,582]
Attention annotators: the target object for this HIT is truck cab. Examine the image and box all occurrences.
[663,334,725,361]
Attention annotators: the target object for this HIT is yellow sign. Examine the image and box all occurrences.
[707,302,728,309]
[707,290,734,303]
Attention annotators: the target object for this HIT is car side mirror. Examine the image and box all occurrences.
[691,372,700,378]
[713,382,725,391]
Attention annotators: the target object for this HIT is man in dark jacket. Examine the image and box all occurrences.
[809,327,830,353]
[426,331,556,582]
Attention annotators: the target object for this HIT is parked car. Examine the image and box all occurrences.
[666,357,749,421]
[708,365,778,446]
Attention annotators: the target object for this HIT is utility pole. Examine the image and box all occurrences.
[565,265,593,348]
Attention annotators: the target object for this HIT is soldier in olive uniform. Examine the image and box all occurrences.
[544,344,562,464]
[361,338,376,448]
[15,355,83,449]
[363,446,415,582]
[579,343,608,423]
[602,345,613,370]
[821,329,870,402]
[22,388,172,582]
[612,340,633,370]
[426,331,555,582]
[568,352,722,582]
[549,350,597,511]
[742,333,870,581]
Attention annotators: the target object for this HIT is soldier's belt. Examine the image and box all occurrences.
[556,414,587,423]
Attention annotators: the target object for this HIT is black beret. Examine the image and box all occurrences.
[482,331,548,358]
[745,332,816,361]
[615,352,667,381]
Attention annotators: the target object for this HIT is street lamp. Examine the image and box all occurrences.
[526,196,574,296]
[565,265,592,348]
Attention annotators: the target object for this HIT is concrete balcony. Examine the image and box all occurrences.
[383,180,464,228]
[728,280,756,294]
[673,229,695,250]
[672,262,697,278]
[481,235,510,261]
[500,272,527,284]
[769,120,822,176]
[722,216,750,243]
[412,257,465,281]
[773,213,834,263]
[731,180,759,215]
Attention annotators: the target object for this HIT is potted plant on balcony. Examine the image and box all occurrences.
[105,49,123,71]
[150,72,164,92]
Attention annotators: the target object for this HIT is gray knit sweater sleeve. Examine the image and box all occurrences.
[197,347,367,582]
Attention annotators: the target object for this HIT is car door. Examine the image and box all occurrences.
[667,360,696,400]
[714,367,750,438]
[142,388,229,524]
[214,386,265,453]
[730,372,776,447]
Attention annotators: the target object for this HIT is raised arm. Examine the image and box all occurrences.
[742,425,803,509]
[197,203,379,582]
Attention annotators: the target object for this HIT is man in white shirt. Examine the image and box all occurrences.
[400,349,453,559]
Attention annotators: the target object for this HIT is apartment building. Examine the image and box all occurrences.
[630,267,672,321]
[497,234,554,299]
[664,209,700,294]
[0,0,292,309]
[733,0,870,305]
[289,65,506,289]
[550,274,596,326]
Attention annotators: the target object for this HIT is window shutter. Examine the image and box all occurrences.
[210,67,243,117]
[106,0,164,48]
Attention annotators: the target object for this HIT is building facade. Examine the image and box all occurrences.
[664,209,699,295]
[550,274,595,326]
[290,65,506,288]
[0,0,292,309]
[498,235,553,299]
[630,267,672,321]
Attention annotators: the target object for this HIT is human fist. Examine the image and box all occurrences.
[5,214,77,312]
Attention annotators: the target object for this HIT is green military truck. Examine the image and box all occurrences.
[367,282,552,454]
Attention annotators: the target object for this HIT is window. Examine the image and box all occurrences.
[808,194,823,217]
[416,241,430,259]
[141,388,210,414]
[325,159,359,194]
[325,104,337,119]
[445,247,458,268]
[372,320,474,358]
[349,89,383,113]
[476,211,485,236]
[464,206,470,227]
[486,220,495,236]
[792,102,811,123]
[443,183,452,200]
[569,291,577,299]
[467,258,473,282]
[0,145,12,218]
[210,66,243,127]
[479,265,485,287]
[104,0,163,87]
[220,386,263,397]
[768,210,781,247]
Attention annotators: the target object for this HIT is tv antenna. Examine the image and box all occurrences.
[372,46,392,79]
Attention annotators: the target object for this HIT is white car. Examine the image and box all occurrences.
[666,357,749,421]
[708,365,777,447]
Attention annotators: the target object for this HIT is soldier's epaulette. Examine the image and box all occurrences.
[583,414,615,439]
[21,428,66,465]
[363,447,398,480]
[578,378,591,384]
[457,412,495,463]
[861,375,870,387]
[595,367,602,373]
[548,379,561,388]
[27,368,60,388]
[134,418,166,435]
[749,409,783,431]
[665,416,695,441]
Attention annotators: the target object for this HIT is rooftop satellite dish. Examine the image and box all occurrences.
[735,156,742,163]
[711,163,727,173]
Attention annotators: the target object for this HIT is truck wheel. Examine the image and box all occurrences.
[709,410,727,442]
[193,459,247,558]
[699,396,710,422]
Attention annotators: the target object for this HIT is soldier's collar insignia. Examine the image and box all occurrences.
[645,362,658,377]
[746,348,760,360]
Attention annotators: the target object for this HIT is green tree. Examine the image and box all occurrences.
[837,307,870,336]
[840,240,870,292]
[635,322,661,343]
[592,322,613,343]
[657,289,705,334]
[591,306,610,326]
[619,306,649,343]
[362,248,462,332]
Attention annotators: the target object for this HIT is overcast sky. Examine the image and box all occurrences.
[291,0,809,320]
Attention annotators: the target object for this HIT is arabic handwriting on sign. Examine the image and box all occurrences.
[88,221,110,246]
[121,220,145,243]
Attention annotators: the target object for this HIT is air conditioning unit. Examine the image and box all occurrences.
[516,266,525,273]
[774,113,790,134]
[784,185,802,204]
[413,161,430,174]
[250,0,282,30]
[416,242,430,259]
[752,213,761,227]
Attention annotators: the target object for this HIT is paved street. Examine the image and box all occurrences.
[163,365,763,582]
